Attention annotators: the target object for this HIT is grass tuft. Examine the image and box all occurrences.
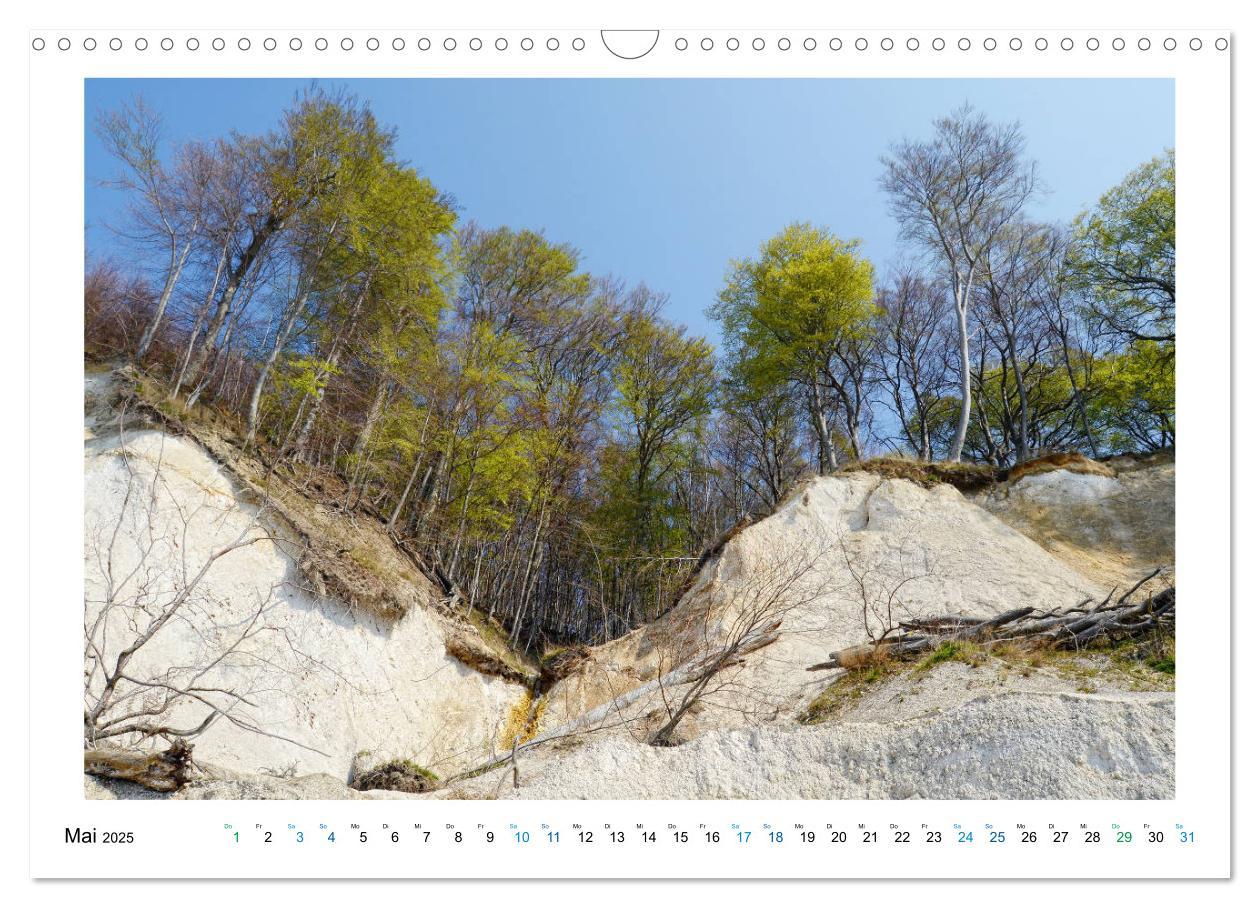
[798,662,893,725]
[913,640,986,673]
[798,630,1175,727]
[839,456,998,493]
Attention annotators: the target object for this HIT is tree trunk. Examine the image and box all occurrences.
[916,391,932,461]
[388,448,427,532]
[84,740,195,793]
[807,376,838,472]
[187,288,250,410]
[292,282,370,458]
[245,290,310,443]
[183,214,280,392]
[947,269,974,463]
[1057,321,1100,458]
[344,378,391,510]
[353,377,390,460]
[417,445,449,529]
[170,243,228,399]
[386,407,433,531]
[1007,325,1030,463]
[135,236,194,364]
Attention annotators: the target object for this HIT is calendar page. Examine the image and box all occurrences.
[18,0,1239,888]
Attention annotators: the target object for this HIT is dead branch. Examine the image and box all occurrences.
[807,569,1174,671]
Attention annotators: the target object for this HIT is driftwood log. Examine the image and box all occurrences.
[84,739,195,792]
[808,568,1174,672]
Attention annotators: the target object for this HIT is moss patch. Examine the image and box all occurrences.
[350,759,439,794]
[539,645,591,688]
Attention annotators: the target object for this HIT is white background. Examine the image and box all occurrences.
[5,0,1254,901]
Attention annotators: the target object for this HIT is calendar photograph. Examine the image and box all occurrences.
[80,75,1177,803]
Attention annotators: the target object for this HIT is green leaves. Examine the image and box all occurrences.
[1061,151,1176,452]
[596,311,714,558]
[715,222,877,379]
[1070,150,1175,344]
[711,222,877,464]
[1090,341,1175,451]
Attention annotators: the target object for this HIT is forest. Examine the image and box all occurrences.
[84,86,1175,652]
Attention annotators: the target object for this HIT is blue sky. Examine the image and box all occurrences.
[84,78,1173,342]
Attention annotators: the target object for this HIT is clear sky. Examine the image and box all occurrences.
[84,78,1173,342]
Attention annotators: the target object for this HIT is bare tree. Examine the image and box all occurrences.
[881,104,1040,461]
[167,154,241,398]
[874,269,953,460]
[835,534,934,645]
[971,219,1064,463]
[823,324,879,462]
[95,100,214,365]
[714,374,805,512]
[645,537,835,746]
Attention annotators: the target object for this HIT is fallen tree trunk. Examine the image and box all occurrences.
[84,740,195,792]
[808,569,1174,673]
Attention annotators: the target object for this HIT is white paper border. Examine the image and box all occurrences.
[24,20,1231,881]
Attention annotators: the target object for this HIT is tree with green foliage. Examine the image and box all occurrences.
[712,223,877,471]
[1071,151,1175,345]
[85,90,1178,655]
[603,305,714,554]
[183,87,390,406]
[238,98,410,443]
[1091,341,1175,451]
[1065,152,1175,455]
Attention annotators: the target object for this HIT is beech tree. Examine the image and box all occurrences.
[971,219,1063,463]
[873,270,953,461]
[712,223,878,471]
[881,105,1039,461]
[1069,152,1175,452]
[593,301,714,625]
[714,356,805,511]
[182,88,387,405]
[1071,150,1175,345]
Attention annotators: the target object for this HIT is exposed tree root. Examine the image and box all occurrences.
[83,740,195,792]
